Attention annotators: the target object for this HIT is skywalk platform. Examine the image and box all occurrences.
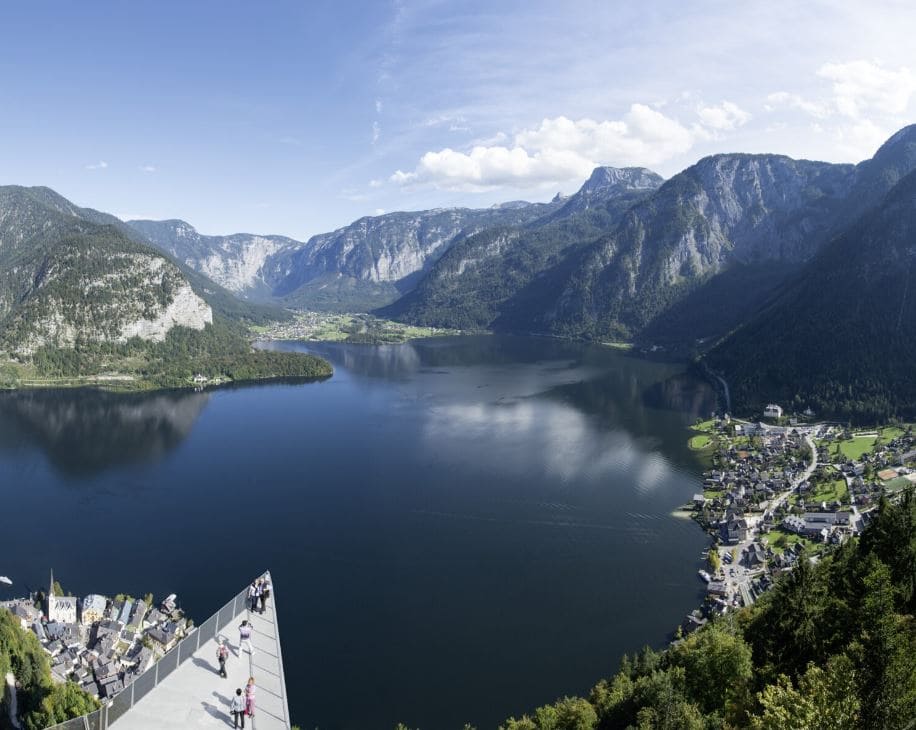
[104,572,289,730]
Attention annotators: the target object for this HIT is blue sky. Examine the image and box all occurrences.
[2,0,915,240]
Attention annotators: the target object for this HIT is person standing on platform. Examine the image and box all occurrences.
[217,639,229,678]
[245,676,256,720]
[239,620,254,656]
[259,577,271,614]
[230,688,246,728]
[247,581,258,612]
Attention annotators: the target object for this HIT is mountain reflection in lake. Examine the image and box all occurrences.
[0,389,209,476]
[2,336,716,730]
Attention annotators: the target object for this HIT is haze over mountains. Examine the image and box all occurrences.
[2,124,916,418]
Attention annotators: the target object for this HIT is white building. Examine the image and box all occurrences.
[47,571,78,625]
[81,594,107,626]
[764,404,783,419]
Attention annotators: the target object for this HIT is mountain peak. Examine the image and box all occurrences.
[580,166,664,194]
[872,123,916,159]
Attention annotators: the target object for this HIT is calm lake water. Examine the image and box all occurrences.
[0,335,716,729]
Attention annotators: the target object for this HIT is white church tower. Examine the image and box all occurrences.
[47,569,78,625]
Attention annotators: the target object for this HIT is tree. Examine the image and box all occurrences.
[24,681,99,730]
[859,489,916,611]
[752,655,860,730]
[533,696,597,730]
[707,550,721,573]
[856,556,916,728]
[667,623,753,717]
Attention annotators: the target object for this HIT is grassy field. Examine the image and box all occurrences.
[836,435,878,461]
[879,426,906,441]
[806,478,848,504]
[764,528,822,555]
[884,475,916,493]
[689,433,712,450]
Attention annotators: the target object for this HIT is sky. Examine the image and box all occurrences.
[1,0,915,240]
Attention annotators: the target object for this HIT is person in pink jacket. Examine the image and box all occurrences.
[245,676,256,719]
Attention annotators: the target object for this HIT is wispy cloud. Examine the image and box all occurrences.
[85,160,108,170]
[138,165,157,173]
[372,121,381,145]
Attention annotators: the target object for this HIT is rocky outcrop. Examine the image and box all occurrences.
[117,277,212,343]
[0,187,214,355]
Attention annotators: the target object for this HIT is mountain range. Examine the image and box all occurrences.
[127,199,560,312]
[2,124,916,416]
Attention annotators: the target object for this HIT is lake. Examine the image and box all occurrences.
[0,335,716,729]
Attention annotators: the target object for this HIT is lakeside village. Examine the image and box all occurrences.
[1,574,190,701]
[677,405,916,639]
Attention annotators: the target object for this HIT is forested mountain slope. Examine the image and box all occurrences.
[381,167,663,329]
[705,167,916,422]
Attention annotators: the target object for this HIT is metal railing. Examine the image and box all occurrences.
[44,574,265,730]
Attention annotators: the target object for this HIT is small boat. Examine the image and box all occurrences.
[698,570,712,583]
[0,576,11,585]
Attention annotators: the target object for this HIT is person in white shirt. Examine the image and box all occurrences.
[230,687,246,728]
[238,619,254,656]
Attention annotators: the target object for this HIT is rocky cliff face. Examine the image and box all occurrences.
[0,187,213,355]
[267,201,561,304]
[542,154,857,339]
[550,166,665,218]
[128,219,301,298]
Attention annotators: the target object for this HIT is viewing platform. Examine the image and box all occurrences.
[48,572,290,730]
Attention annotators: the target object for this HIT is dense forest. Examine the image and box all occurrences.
[20,318,332,388]
[470,490,916,730]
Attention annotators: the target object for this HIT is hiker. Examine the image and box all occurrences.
[245,676,256,719]
[239,619,254,656]
[217,639,229,678]
[259,576,271,614]
[247,581,258,612]
[230,687,246,728]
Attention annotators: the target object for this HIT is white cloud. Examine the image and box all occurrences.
[372,121,381,144]
[375,98,383,114]
[830,119,889,160]
[139,165,156,173]
[374,208,386,215]
[765,60,916,161]
[368,178,383,188]
[85,160,108,170]
[697,101,751,131]
[817,60,916,119]
[392,104,694,191]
